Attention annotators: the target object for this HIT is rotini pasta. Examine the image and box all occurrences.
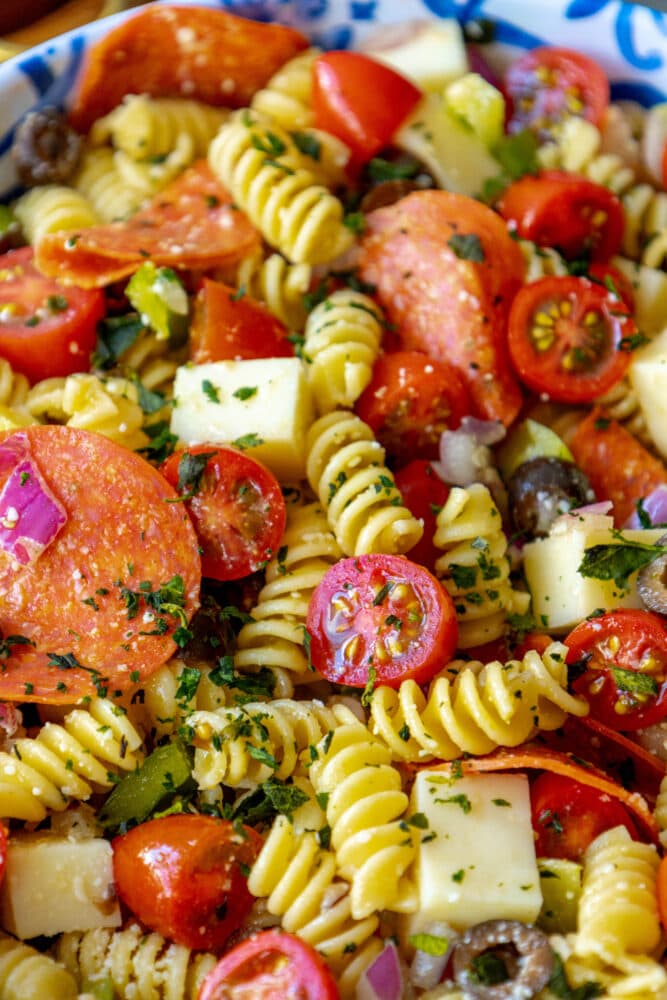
[308,720,417,919]
[26,372,149,450]
[303,290,384,413]
[250,48,319,130]
[0,933,78,1000]
[236,250,312,331]
[595,377,650,446]
[56,923,217,1000]
[655,774,667,850]
[305,410,423,556]
[73,146,148,222]
[248,812,384,999]
[133,657,230,739]
[187,698,359,789]
[369,642,588,762]
[0,699,143,822]
[519,238,568,282]
[234,501,343,679]
[208,111,354,264]
[0,359,33,429]
[12,184,99,245]
[434,483,529,648]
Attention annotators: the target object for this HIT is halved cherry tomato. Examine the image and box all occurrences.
[112,815,262,951]
[312,51,422,165]
[569,409,667,527]
[512,631,554,659]
[567,609,667,731]
[0,247,104,383]
[587,261,635,313]
[190,279,293,364]
[162,445,286,582]
[355,351,469,464]
[507,275,634,403]
[498,172,624,262]
[198,930,340,1000]
[394,460,450,573]
[530,771,639,861]
[307,553,458,688]
[504,46,609,137]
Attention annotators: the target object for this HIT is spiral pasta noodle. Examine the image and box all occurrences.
[570,826,666,995]
[73,146,148,222]
[26,373,149,450]
[208,111,354,264]
[595,377,650,446]
[250,48,319,130]
[519,238,568,282]
[236,250,312,330]
[305,410,423,556]
[90,93,229,161]
[370,642,588,762]
[0,699,143,822]
[134,657,230,739]
[655,775,667,850]
[307,721,417,919]
[0,934,78,1000]
[114,329,184,397]
[248,812,383,999]
[303,290,385,413]
[12,184,99,245]
[56,924,217,1000]
[188,698,359,790]
[434,483,529,648]
[234,501,343,680]
[0,359,33,429]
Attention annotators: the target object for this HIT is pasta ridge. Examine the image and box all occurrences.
[0,933,78,999]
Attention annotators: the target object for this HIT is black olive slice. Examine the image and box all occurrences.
[452,919,553,1000]
[638,534,667,615]
[12,106,82,188]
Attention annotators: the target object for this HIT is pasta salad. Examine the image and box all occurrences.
[1,5,667,998]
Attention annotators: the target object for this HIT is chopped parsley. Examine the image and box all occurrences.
[447,232,485,262]
[201,379,221,404]
[233,386,258,401]
[578,532,667,590]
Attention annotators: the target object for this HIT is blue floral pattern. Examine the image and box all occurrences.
[0,0,666,198]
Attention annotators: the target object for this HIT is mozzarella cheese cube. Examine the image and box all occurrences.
[523,512,664,632]
[402,771,541,937]
[171,357,314,481]
[1,834,121,939]
[363,19,468,91]
[629,326,667,460]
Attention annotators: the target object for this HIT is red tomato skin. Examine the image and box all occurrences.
[113,815,262,952]
[0,247,104,382]
[567,609,667,731]
[394,460,450,573]
[504,46,610,135]
[312,51,421,164]
[306,553,458,688]
[198,929,340,1000]
[162,445,286,581]
[498,171,624,262]
[530,771,639,861]
[658,856,667,932]
[358,190,524,426]
[355,351,470,463]
[507,275,633,404]
[569,409,667,526]
[190,279,292,363]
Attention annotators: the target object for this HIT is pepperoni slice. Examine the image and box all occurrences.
[35,162,260,288]
[569,409,667,526]
[68,5,309,133]
[357,190,524,426]
[0,426,201,703]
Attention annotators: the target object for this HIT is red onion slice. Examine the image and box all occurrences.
[357,941,403,1000]
[0,437,67,567]
[625,486,667,529]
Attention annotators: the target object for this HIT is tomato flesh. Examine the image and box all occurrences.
[198,930,340,1000]
[531,771,639,861]
[508,275,634,403]
[312,51,422,164]
[307,553,458,688]
[504,46,609,138]
[567,609,667,730]
[112,815,262,951]
[0,247,104,383]
[190,278,292,363]
[394,460,450,573]
[162,445,286,581]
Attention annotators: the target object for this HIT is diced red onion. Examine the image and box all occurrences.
[360,19,432,54]
[434,417,505,486]
[0,437,67,566]
[357,942,403,1000]
[409,922,455,990]
[562,500,614,520]
[0,704,21,741]
[624,486,667,529]
[466,44,503,89]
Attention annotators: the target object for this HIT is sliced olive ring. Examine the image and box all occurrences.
[507,456,593,539]
[638,533,667,615]
[452,919,553,1000]
[12,106,82,188]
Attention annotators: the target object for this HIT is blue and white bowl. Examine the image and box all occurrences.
[1,0,667,199]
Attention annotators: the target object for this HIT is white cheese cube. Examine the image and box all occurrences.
[402,771,541,937]
[524,512,664,633]
[170,358,314,481]
[363,20,468,91]
[629,326,667,460]
[1,834,121,939]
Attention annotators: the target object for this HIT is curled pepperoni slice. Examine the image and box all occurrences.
[35,162,260,288]
[68,5,309,133]
[0,426,201,703]
[358,190,524,426]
